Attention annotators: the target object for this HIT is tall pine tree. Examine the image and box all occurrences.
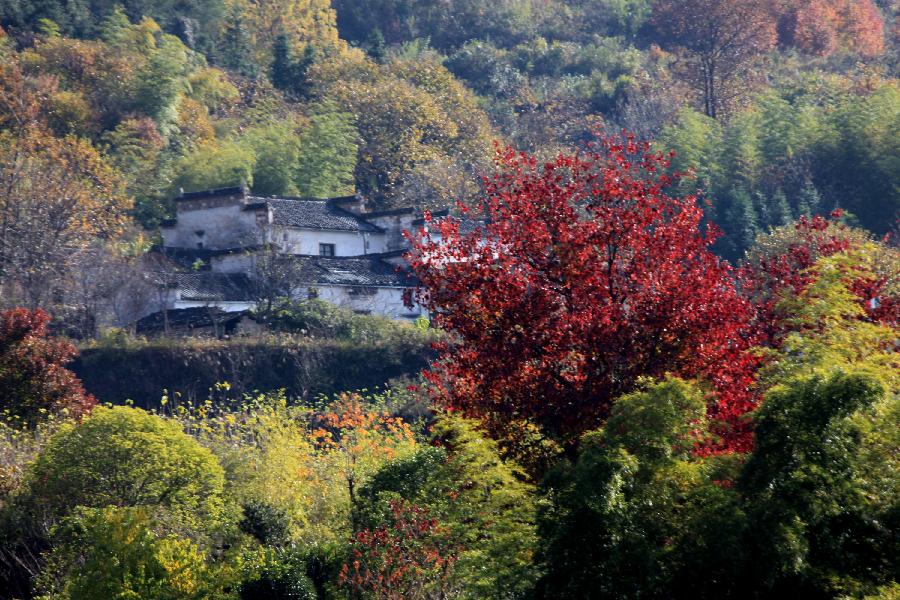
[219,9,257,78]
[769,188,792,228]
[270,33,294,91]
[725,187,760,258]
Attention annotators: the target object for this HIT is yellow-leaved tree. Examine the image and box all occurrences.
[238,0,344,64]
[0,65,131,306]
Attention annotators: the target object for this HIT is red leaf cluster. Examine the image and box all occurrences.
[740,211,898,345]
[0,308,95,424]
[339,500,459,600]
[406,136,758,449]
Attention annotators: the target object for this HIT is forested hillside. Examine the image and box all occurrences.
[2,0,898,262]
[0,2,898,599]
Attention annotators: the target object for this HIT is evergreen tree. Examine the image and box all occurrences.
[796,180,821,217]
[36,17,61,38]
[291,44,318,99]
[270,35,319,97]
[724,187,759,258]
[219,9,257,78]
[98,5,130,46]
[753,190,772,231]
[270,33,295,91]
[366,28,387,62]
[769,188,792,228]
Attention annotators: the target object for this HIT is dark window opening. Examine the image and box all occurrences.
[319,243,335,257]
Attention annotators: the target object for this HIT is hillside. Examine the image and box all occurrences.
[0,2,898,599]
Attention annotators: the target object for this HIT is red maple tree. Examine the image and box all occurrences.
[0,308,95,425]
[406,136,758,450]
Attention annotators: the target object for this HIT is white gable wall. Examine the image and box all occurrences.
[310,285,424,319]
[163,203,262,250]
[274,227,386,256]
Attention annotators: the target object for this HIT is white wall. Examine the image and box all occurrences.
[173,300,257,312]
[312,285,423,320]
[163,203,261,250]
[171,287,420,320]
[365,213,418,252]
[274,227,386,256]
[211,253,256,273]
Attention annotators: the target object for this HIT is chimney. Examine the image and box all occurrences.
[331,194,367,215]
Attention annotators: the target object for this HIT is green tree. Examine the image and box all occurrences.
[270,33,295,91]
[102,117,170,227]
[740,371,898,596]
[97,5,130,46]
[37,507,221,600]
[795,181,822,217]
[812,83,900,235]
[738,243,899,594]
[219,8,257,78]
[23,406,226,531]
[172,141,256,193]
[769,188,792,228]
[723,187,759,258]
[358,415,539,598]
[242,123,302,196]
[537,377,747,599]
[295,101,358,197]
[134,33,190,129]
[238,547,317,600]
[366,28,387,61]
[658,107,722,194]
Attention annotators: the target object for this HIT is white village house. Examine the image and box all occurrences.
[141,185,446,330]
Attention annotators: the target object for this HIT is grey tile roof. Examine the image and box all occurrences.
[161,257,412,304]
[262,198,382,232]
[177,186,246,200]
[159,246,263,270]
[411,214,485,235]
[293,256,415,287]
[136,307,250,333]
[175,272,256,302]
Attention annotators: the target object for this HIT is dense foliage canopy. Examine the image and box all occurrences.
[0,0,898,598]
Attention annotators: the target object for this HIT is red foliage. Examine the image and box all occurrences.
[339,500,459,600]
[740,211,898,347]
[405,136,758,450]
[0,308,95,424]
[779,0,885,57]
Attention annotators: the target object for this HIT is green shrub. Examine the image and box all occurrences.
[24,406,226,533]
[36,506,222,600]
[537,378,747,599]
[239,501,292,547]
[358,415,540,599]
[238,547,316,600]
